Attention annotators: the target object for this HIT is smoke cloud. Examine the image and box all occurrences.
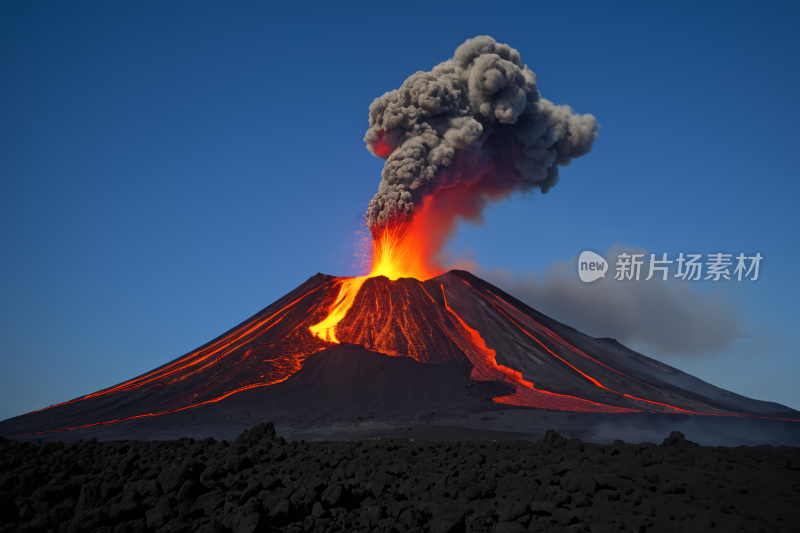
[364,36,599,232]
[479,244,747,357]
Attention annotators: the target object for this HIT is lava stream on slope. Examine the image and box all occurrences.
[4,270,798,438]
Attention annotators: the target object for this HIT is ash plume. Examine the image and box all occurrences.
[364,35,599,228]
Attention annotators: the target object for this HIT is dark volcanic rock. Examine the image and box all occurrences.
[0,494,20,525]
[0,424,799,533]
[228,497,265,533]
[235,422,277,446]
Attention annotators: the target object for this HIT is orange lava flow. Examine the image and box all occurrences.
[456,278,783,417]
[461,279,705,413]
[309,217,442,342]
[309,276,368,342]
[13,377,295,438]
[439,284,639,414]
[334,278,463,362]
[28,285,328,415]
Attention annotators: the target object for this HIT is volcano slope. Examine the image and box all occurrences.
[0,271,797,445]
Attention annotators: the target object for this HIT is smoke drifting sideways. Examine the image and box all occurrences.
[363,36,599,275]
[480,244,747,357]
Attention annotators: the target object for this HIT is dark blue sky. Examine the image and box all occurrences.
[2,0,798,418]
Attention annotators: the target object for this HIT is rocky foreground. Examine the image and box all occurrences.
[1,424,799,533]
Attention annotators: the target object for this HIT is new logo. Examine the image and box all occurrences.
[578,251,607,283]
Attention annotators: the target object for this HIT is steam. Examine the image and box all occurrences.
[364,36,599,228]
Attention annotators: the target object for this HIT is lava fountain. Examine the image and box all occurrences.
[309,216,441,342]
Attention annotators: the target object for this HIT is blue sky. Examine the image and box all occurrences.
[1,0,798,419]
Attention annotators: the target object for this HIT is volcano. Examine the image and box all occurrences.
[2,271,798,445]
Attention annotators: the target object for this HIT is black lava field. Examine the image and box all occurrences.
[1,423,799,533]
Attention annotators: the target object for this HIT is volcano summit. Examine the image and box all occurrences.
[2,270,797,446]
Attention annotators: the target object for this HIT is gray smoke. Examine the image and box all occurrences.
[364,35,599,227]
[479,244,747,357]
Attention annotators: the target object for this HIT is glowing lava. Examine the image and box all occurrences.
[12,212,797,437]
[308,276,368,342]
[438,283,637,413]
[309,217,441,342]
[10,268,797,439]
[367,218,441,281]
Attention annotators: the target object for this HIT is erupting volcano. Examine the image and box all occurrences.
[3,36,797,443]
[3,263,797,441]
